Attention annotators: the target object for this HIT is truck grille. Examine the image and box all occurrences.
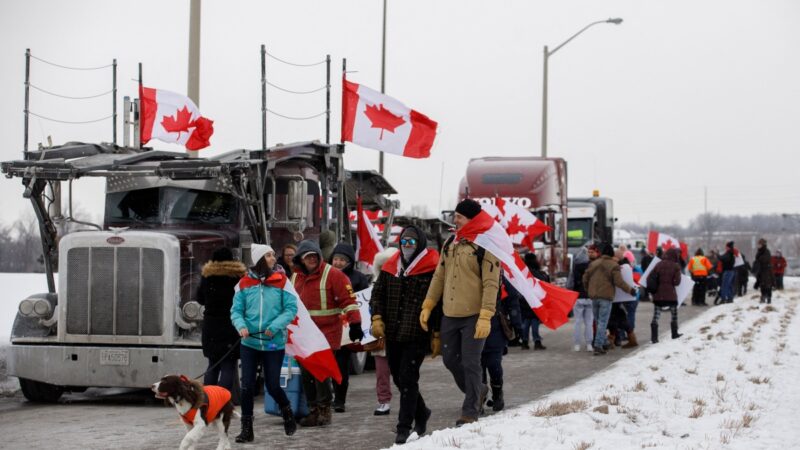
[66,247,164,336]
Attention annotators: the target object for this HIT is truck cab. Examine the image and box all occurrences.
[567,196,615,253]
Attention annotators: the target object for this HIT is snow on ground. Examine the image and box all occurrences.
[399,279,800,450]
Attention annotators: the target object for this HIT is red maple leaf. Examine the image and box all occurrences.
[505,214,527,236]
[495,197,507,217]
[364,104,405,139]
[661,239,675,251]
[161,106,195,137]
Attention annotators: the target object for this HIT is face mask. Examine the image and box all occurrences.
[401,246,417,261]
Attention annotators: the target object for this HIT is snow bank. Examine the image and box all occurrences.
[399,279,800,449]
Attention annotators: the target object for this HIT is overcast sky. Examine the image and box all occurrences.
[1,0,798,228]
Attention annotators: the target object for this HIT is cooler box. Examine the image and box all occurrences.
[264,355,309,418]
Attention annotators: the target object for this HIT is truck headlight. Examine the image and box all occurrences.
[19,299,34,317]
[182,301,203,321]
[34,299,52,317]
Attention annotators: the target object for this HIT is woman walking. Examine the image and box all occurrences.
[231,244,299,441]
[647,248,683,343]
[752,239,774,304]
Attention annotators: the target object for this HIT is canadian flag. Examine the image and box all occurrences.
[481,197,552,250]
[342,79,437,158]
[647,231,688,260]
[140,86,214,150]
[236,273,342,383]
[458,209,578,329]
[355,195,384,267]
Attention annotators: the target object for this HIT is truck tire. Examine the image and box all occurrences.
[19,378,64,403]
[349,351,367,375]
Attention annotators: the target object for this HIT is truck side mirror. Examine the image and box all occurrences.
[287,179,308,221]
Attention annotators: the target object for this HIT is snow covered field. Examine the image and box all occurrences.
[401,279,800,449]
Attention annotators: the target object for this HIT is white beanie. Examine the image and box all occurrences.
[250,244,274,265]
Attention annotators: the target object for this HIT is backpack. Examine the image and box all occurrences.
[441,235,486,274]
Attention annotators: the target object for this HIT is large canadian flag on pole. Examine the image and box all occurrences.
[457,209,578,330]
[481,197,552,251]
[236,273,342,383]
[341,79,438,158]
[355,194,384,267]
[140,86,214,150]
[647,230,688,260]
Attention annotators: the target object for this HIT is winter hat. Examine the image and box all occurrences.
[400,228,420,241]
[726,241,734,249]
[600,242,615,257]
[250,244,274,265]
[455,199,482,219]
[332,252,352,263]
[758,238,767,246]
[211,247,234,262]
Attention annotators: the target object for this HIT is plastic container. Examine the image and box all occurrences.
[264,355,309,418]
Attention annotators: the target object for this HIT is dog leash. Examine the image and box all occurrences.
[192,330,273,381]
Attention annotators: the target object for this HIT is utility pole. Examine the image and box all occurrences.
[188,0,201,106]
[379,0,387,175]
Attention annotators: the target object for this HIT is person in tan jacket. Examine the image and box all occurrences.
[420,199,500,427]
[583,242,636,355]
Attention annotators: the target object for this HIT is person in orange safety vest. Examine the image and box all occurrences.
[687,248,713,306]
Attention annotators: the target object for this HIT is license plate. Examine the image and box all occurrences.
[100,349,130,366]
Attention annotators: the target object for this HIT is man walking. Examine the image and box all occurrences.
[583,242,637,355]
[420,199,500,427]
[687,248,712,306]
[718,242,736,304]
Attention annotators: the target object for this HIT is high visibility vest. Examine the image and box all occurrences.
[688,256,710,276]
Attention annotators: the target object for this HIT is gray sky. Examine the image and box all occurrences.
[1,0,798,228]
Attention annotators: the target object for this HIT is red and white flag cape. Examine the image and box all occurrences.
[458,209,578,329]
[140,86,214,150]
[236,273,342,384]
[342,79,437,158]
[481,197,552,250]
[355,195,384,267]
[647,231,688,260]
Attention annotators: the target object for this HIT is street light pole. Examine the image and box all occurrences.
[541,18,623,158]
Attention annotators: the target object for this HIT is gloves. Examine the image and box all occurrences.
[430,332,441,358]
[349,322,364,342]
[630,286,638,296]
[474,309,494,339]
[371,315,385,339]
[419,298,438,332]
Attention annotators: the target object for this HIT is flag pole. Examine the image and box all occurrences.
[136,62,143,149]
[325,54,331,144]
[340,58,346,146]
[261,44,267,150]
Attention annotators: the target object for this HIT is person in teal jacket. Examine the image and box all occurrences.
[231,244,299,441]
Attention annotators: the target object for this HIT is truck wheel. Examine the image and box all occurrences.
[349,351,367,375]
[19,378,64,403]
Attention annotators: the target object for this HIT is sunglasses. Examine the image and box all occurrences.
[400,238,417,246]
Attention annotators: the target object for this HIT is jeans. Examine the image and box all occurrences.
[591,299,613,348]
[622,300,638,331]
[333,347,351,407]
[374,355,392,404]
[440,315,487,418]
[203,357,237,393]
[239,345,288,416]
[386,339,428,433]
[720,270,735,302]
[520,314,543,343]
[572,298,594,346]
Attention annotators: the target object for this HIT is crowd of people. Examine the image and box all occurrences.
[193,198,789,445]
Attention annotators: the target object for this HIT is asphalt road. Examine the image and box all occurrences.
[0,300,708,450]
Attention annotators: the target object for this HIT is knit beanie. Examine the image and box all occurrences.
[455,199,482,219]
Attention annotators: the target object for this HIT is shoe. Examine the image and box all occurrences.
[621,331,638,349]
[585,344,593,352]
[374,403,391,416]
[235,415,254,443]
[573,344,581,352]
[490,383,504,411]
[533,341,546,350]
[299,407,319,427]
[520,341,530,350]
[455,415,477,427]
[333,403,346,413]
[671,322,682,340]
[317,404,332,426]
[651,323,659,344]
[414,406,432,436]
[593,346,606,355]
[479,384,489,415]
[281,405,297,436]
[395,429,411,444]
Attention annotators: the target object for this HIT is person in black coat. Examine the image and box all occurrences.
[521,253,549,350]
[329,241,372,412]
[752,238,774,304]
[196,247,247,392]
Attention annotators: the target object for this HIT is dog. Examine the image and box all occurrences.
[151,375,238,450]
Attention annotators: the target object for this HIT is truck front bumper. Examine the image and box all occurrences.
[8,344,206,388]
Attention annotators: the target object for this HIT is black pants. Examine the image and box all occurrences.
[240,345,288,416]
[775,275,784,290]
[691,276,707,304]
[333,347,351,407]
[760,286,772,303]
[386,339,428,433]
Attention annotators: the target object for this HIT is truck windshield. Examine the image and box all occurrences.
[106,187,237,225]
[567,218,592,248]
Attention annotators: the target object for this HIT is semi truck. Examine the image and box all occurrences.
[567,194,615,252]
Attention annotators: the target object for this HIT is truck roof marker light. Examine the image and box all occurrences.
[593,190,600,197]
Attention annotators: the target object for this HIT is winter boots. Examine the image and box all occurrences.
[488,383,504,411]
[298,407,319,427]
[671,322,682,339]
[520,340,530,350]
[281,404,297,436]
[651,323,659,344]
[235,415,254,443]
[414,406,432,436]
[533,340,546,350]
[299,404,331,427]
[622,331,638,348]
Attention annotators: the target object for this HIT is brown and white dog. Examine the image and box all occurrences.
[151,375,238,450]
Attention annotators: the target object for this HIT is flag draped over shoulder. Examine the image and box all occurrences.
[236,273,342,384]
[457,209,577,330]
[342,79,437,158]
[139,86,214,150]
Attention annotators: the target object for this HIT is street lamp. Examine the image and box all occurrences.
[541,18,623,157]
